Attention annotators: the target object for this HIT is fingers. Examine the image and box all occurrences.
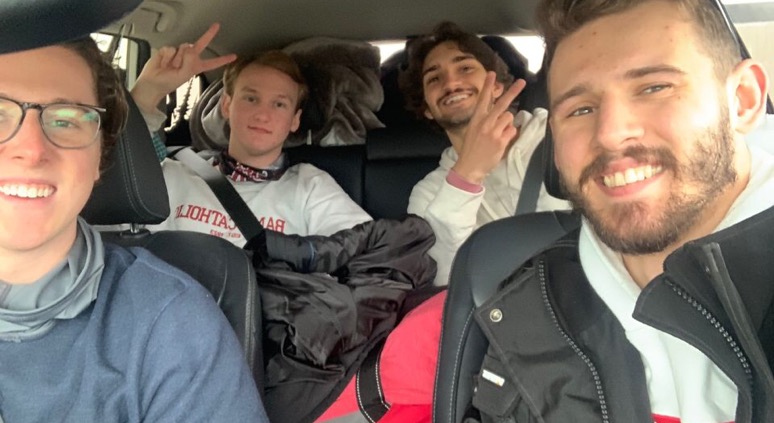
[490,78,526,116]
[194,23,221,54]
[156,46,176,69]
[200,54,238,73]
[472,71,497,119]
[170,43,193,69]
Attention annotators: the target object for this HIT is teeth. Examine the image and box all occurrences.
[602,165,663,188]
[0,184,54,198]
[443,94,470,105]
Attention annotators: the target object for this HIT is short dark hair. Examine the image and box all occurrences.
[537,0,740,81]
[60,37,128,171]
[399,21,514,120]
[222,50,308,111]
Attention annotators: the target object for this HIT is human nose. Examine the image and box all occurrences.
[440,69,463,91]
[251,102,271,121]
[592,95,644,151]
[5,111,51,163]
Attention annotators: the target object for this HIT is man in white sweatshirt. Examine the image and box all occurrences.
[130,24,371,246]
[399,22,568,285]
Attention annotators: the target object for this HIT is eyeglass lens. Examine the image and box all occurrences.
[0,98,101,148]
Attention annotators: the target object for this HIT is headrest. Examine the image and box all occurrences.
[189,38,385,149]
[480,35,535,84]
[0,0,141,54]
[81,90,170,225]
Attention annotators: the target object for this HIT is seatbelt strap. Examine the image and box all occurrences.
[514,138,546,216]
[173,147,265,242]
[356,339,390,422]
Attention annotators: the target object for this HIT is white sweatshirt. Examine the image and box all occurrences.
[148,159,372,247]
[407,108,570,286]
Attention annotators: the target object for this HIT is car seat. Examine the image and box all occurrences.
[432,122,579,422]
[80,91,266,393]
[432,59,579,423]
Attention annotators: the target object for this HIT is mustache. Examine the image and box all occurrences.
[578,145,679,187]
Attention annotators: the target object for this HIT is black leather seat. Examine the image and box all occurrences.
[432,87,579,422]
[81,93,265,393]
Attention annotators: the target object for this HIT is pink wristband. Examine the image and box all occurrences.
[446,169,483,193]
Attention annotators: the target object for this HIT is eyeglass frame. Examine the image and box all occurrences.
[0,96,107,150]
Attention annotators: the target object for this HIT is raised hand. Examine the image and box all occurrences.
[131,22,237,114]
[451,72,526,185]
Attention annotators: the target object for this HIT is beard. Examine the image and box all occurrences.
[435,111,473,131]
[433,89,478,131]
[560,108,737,255]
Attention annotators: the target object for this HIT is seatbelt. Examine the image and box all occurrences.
[514,138,547,216]
[356,339,390,422]
[173,147,265,242]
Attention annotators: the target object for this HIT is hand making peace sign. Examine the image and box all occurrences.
[131,23,237,115]
[451,72,527,185]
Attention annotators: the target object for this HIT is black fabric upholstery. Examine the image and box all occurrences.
[81,93,170,225]
[434,211,580,423]
[81,92,265,393]
[0,0,141,55]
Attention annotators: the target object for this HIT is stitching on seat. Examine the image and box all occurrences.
[241,253,256,370]
[356,368,377,423]
[434,306,474,423]
[375,348,389,408]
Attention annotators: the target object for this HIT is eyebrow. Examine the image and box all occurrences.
[550,64,687,111]
[238,87,293,101]
[0,93,88,105]
[422,53,477,77]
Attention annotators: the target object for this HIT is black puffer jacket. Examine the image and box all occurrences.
[247,215,436,423]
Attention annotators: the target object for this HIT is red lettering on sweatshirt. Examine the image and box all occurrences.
[174,204,285,234]
[259,216,286,232]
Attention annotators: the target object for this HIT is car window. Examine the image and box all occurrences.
[724,0,774,99]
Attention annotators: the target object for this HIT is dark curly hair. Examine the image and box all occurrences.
[537,0,740,82]
[398,21,514,121]
[60,37,128,171]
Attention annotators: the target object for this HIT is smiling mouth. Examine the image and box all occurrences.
[441,92,473,106]
[0,183,55,199]
[602,165,664,188]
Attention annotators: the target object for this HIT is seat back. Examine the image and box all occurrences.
[81,92,265,391]
[285,143,366,206]
[433,211,579,423]
[365,126,449,219]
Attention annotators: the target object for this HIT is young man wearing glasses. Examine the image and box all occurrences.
[0,38,268,422]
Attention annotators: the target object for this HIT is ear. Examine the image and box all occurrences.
[727,59,769,135]
[290,108,302,132]
[220,93,233,120]
[423,107,434,121]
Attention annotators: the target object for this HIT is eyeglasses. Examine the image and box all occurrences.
[0,96,106,149]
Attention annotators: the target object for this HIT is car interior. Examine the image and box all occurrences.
[4,0,773,421]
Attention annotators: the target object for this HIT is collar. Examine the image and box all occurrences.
[0,218,104,341]
[215,151,289,182]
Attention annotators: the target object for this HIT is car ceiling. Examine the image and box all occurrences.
[104,0,542,56]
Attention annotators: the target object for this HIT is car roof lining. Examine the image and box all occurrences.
[102,0,542,57]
